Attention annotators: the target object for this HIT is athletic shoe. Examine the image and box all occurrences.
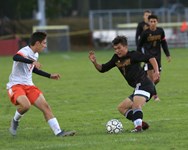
[56,130,76,137]
[131,126,142,133]
[142,121,150,130]
[9,119,19,136]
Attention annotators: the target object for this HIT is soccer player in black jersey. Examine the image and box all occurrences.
[135,10,152,47]
[137,15,171,100]
[89,35,160,132]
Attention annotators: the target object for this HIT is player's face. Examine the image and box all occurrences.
[113,43,128,58]
[149,18,158,30]
[36,39,47,52]
[143,12,151,22]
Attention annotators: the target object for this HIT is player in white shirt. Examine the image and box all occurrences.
[7,45,39,88]
[7,31,75,137]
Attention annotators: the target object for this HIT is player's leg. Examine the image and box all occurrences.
[131,78,156,132]
[117,96,133,121]
[33,94,75,136]
[9,96,31,136]
[8,85,31,136]
[131,95,147,132]
[16,95,32,114]
[26,86,63,136]
[117,95,149,130]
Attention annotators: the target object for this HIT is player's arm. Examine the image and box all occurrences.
[137,32,145,52]
[149,57,160,82]
[135,23,142,46]
[89,51,102,71]
[14,54,60,80]
[13,54,41,69]
[161,40,171,62]
[133,52,160,81]
[32,67,50,78]
[89,51,116,73]
[161,30,171,62]
[13,54,33,64]
[32,68,60,80]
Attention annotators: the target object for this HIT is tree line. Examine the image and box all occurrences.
[0,0,187,20]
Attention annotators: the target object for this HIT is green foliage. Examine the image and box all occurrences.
[0,0,74,19]
[14,0,37,19]
[0,49,188,150]
[0,0,37,19]
[46,0,74,18]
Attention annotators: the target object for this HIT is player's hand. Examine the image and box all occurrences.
[153,71,160,83]
[50,74,61,80]
[33,61,41,69]
[89,51,96,63]
[167,56,171,62]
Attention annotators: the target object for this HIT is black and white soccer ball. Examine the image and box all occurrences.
[106,119,123,134]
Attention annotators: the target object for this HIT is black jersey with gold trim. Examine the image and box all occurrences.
[137,27,170,61]
[100,51,152,87]
[135,21,150,46]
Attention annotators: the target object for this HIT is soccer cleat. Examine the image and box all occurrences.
[131,126,142,133]
[56,130,76,137]
[9,119,19,136]
[142,121,150,130]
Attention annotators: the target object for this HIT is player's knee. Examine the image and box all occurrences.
[21,103,31,112]
[117,103,123,112]
[117,103,127,115]
[132,103,142,110]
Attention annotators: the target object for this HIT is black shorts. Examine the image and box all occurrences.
[129,78,156,102]
[144,58,161,71]
[144,63,162,72]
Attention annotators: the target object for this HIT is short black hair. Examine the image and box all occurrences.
[144,10,152,14]
[30,31,47,46]
[112,35,128,46]
[148,14,158,20]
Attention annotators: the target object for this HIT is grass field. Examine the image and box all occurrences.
[0,49,188,150]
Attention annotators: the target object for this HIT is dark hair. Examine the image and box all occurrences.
[144,10,152,14]
[112,35,128,46]
[148,14,158,20]
[30,31,47,46]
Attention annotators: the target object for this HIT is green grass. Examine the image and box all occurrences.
[0,49,188,150]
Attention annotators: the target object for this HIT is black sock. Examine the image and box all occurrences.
[125,109,133,121]
[133,109,143,121]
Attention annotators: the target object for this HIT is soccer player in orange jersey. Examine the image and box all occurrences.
[7,31,75,137]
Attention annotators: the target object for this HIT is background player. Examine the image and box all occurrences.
[135,10,152,48]
[137,14,171,100]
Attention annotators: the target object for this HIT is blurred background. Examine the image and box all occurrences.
[0,0,188,55]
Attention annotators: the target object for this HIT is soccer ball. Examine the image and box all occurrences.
[106,119,123,134]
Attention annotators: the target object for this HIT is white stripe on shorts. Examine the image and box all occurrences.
[134,90,150,99]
